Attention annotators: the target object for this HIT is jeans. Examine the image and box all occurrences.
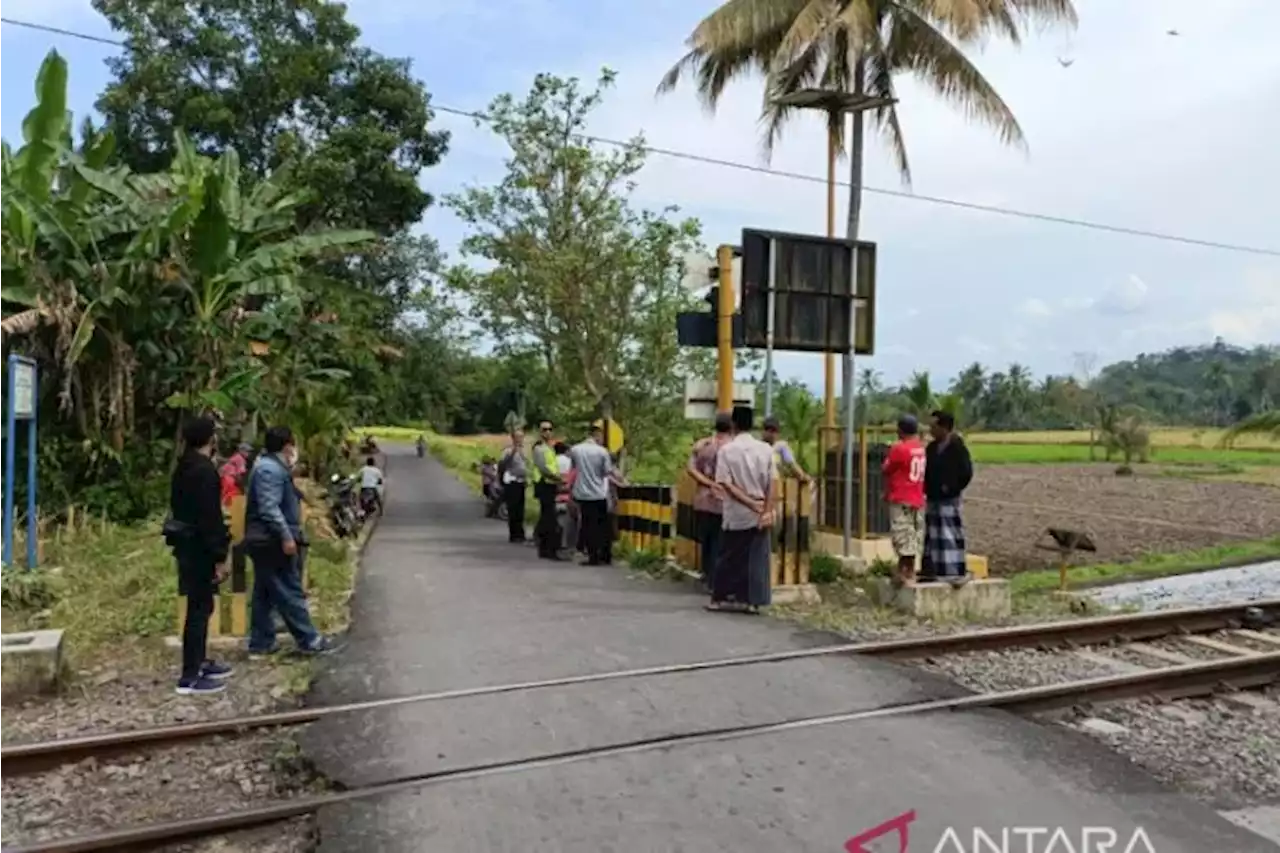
[534,482,559,556]
[578,499,612,565]
[504,481,527,541]
[248,544,321,652]
[176,548,216,681]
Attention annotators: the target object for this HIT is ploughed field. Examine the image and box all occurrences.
[964,464,1280,573]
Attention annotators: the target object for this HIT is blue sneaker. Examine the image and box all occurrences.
[200,660,234,681]
[175,676,226,696]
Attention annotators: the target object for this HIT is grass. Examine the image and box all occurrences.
[967,442,1278,467]
[1008,535,1280,595]
[1,511,358,672]
[965,427,1277,450]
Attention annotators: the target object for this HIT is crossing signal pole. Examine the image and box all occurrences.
[715,244,736,413]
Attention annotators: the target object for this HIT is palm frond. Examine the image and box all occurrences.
[884,5,1027,150]
[1,308,43,337]
[1219,411,1280,447]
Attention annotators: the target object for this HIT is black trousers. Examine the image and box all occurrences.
[534,482,559,556]
[694,510,722,589]
[176,548,217,682]
[578,499,612,565]
[504,481,527,541]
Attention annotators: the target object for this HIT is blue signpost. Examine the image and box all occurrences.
[3,354,39,568]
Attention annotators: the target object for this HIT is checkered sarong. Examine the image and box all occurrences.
[925,497,967,578]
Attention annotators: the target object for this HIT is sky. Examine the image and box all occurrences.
[2,0,1278,391]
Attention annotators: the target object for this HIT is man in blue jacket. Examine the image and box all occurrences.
[244,425,337,655]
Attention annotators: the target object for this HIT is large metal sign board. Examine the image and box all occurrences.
[739,229,877,355]
[683,379,755,420]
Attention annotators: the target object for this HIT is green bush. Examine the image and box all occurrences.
[1,565,61,611]
[808,553,841,584]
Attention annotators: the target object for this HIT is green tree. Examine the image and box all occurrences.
[659,0,1077,241]
[2,50,381,518]
[92,0,449,316]
[444,71,712,432]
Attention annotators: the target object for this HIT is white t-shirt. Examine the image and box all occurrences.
[359,465,383,490]
[557,455,572,476]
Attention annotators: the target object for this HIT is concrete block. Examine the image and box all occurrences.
[1158,705,1207,725]
[812,533,895,564]
[771,584,821,606]
[1078,717,1129,736]
[834,555,867,575]
[966,554,990,580]
[872,578,1012,621]
[1218,693,1279,715]
[1,629,65,694]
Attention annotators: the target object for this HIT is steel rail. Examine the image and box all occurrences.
[7,652,1278,853]
[4,599,1276,775]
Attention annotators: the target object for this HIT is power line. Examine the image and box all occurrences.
[5,14,1279,259]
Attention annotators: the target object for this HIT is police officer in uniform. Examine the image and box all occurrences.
[531,419,564,560]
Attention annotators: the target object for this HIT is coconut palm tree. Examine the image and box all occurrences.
[1220,411,1280,446]
[659,0,1077,240]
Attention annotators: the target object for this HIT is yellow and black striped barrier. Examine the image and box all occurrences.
[671,471,813,588]
[175,495,312,640]
[614,485,673,554]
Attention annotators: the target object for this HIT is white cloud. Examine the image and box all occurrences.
[1095,274,1150,316]
[1207,267,1280,346]
[1019,298,1054,317]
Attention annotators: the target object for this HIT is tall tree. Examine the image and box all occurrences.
[659,0,1076,240]
[444,71,712,434]
[92,0,449,239]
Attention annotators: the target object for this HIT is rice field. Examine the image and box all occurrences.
[965,427,1275,450]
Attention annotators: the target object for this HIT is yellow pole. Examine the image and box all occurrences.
[823,118,838,428]
[716,243,735,412]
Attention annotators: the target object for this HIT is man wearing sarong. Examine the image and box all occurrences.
[707,405,775,614]
[924,409,973,588]
[686,412,731,591]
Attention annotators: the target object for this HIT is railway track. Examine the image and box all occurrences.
[4,599,1279,853]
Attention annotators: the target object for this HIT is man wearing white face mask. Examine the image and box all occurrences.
[243,426,337,656]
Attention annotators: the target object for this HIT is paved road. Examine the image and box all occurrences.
[304,447,1272,852]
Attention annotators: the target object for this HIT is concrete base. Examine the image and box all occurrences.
[873,578,1012,621]
[813,532,894,564]
[814,532,991,582]
[771,584,821,605]
[1,629,65,694]
[834,555,867,575]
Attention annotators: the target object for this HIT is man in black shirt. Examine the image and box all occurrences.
[166,416,233,695]
[923,410,974,587]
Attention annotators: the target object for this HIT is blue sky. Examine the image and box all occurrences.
[3,0,1277,391]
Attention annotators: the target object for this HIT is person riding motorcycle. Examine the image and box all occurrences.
[415,435,426,458]
[358,456,384,517]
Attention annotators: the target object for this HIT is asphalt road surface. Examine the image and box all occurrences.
[303,446,1272,852]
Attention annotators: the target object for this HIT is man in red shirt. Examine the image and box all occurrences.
[882,415,927,586]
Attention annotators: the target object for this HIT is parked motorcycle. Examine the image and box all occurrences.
[479,460,507,521]
[328,473,362,538]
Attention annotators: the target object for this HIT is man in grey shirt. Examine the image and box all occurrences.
[569,423,620,565]
[708,405,775,613]
[498,430,529,543]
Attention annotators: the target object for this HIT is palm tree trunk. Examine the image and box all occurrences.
[844,62,867,241]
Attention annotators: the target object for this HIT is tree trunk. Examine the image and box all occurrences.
[845,61,867,241]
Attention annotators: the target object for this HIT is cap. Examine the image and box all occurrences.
[237,442,253,453]
[897,414,919,435]
[762,415,781,431]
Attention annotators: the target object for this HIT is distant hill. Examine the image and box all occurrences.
[1093,339,1279,426]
